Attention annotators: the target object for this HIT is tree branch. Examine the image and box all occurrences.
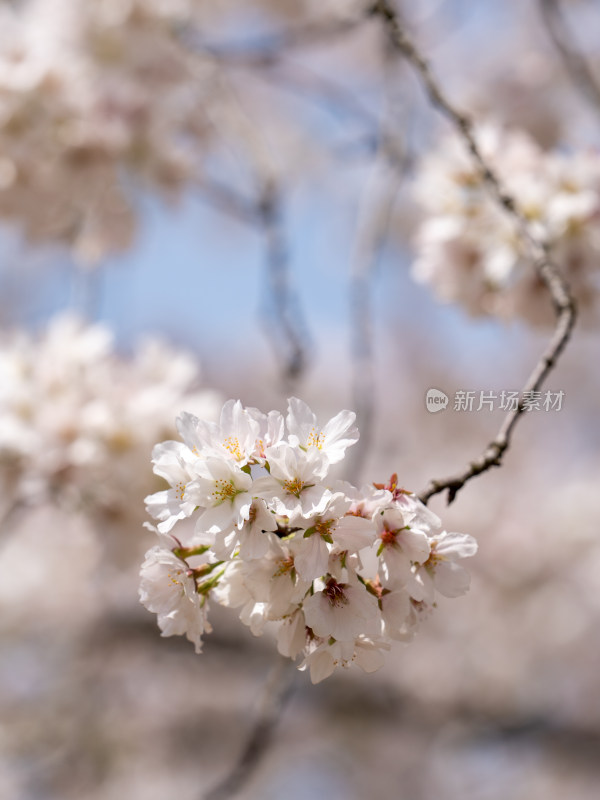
[368,0,577,504]
[259,182,311,384]
[346,58,411,484]
[182,15,363,65]
[197,176,261,225]
[202,656,296,800]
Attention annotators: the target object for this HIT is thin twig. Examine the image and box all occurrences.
[368,0,577,504]
[191,38,406,170]
[198,45,378,128]
[182,15,363,65]
[347,166,397,486]
[539,0,600,116]
[195,173,311,382]
[347,61,410,484]
[197,176,261,225]
[202,656,296,800]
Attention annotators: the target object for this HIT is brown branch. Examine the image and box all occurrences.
[368,0,577,504]
[202,656,296,800]
[539,0,600,117]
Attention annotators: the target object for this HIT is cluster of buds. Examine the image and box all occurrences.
[141,398,477,683]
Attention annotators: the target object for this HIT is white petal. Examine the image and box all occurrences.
[434,560,471,597]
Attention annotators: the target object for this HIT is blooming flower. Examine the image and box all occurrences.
[302,572,380,643]
[141,399,477,683]
[290,491,376,581]
[375,507,431,588]
[186,457,253,535]
[410,531,478,603]
[139,543,210,654]
[252,442,330,520]
[286,397,359,464]
[212,498,278,561]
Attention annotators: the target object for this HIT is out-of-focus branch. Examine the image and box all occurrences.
[197,176,261,225]
[197,175,311,382]
[183,15,363,65]
[193,41,406,170]
[347,164,398,486]
[69,250,108,321]
[368,0,577,504]
[202,656,296,800]
[346,57,411,484]
[0,498,26,548]
[259,182,310,385]
[201,47,378,128]
[196,66,312,385]
[539,0,600,116]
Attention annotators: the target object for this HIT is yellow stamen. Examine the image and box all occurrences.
[307,427,324,448]
[213,479,238,502]
[283,477,305,497]
[222,436,243,460]
[314,518,334,538]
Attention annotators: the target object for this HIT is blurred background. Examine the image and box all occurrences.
[1,0,600,798]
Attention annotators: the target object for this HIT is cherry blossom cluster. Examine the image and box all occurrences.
[141,398,477,683]
[0,0,364,265]
[0,0,219,264]
[0,313,220,525]
[412,122,600,326]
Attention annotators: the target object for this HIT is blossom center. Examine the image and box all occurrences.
[274,556,295,578]
[167,569,184,590]
[213,479,239,502]
[174,480,186,501]
[222,436,242,460]
[283,477,305,497]
[324,578,348,608]
[380,526,398,547]
[314,518,334,538]
[423,546,445,570]
[307,427,324,448]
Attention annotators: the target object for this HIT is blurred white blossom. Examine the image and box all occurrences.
[0,313,221,540]
[412,122,600,325]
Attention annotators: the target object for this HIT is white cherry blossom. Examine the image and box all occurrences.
[212,498,278,561]
[286,397,359,464]
[139,544,210,654]
[186,457,253,534]
[302,572,380,643]
[290,492,376,581]
[375,507,431,588]
[410,531,478,603]
[141,400,477,682]
[252,442,330,520]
